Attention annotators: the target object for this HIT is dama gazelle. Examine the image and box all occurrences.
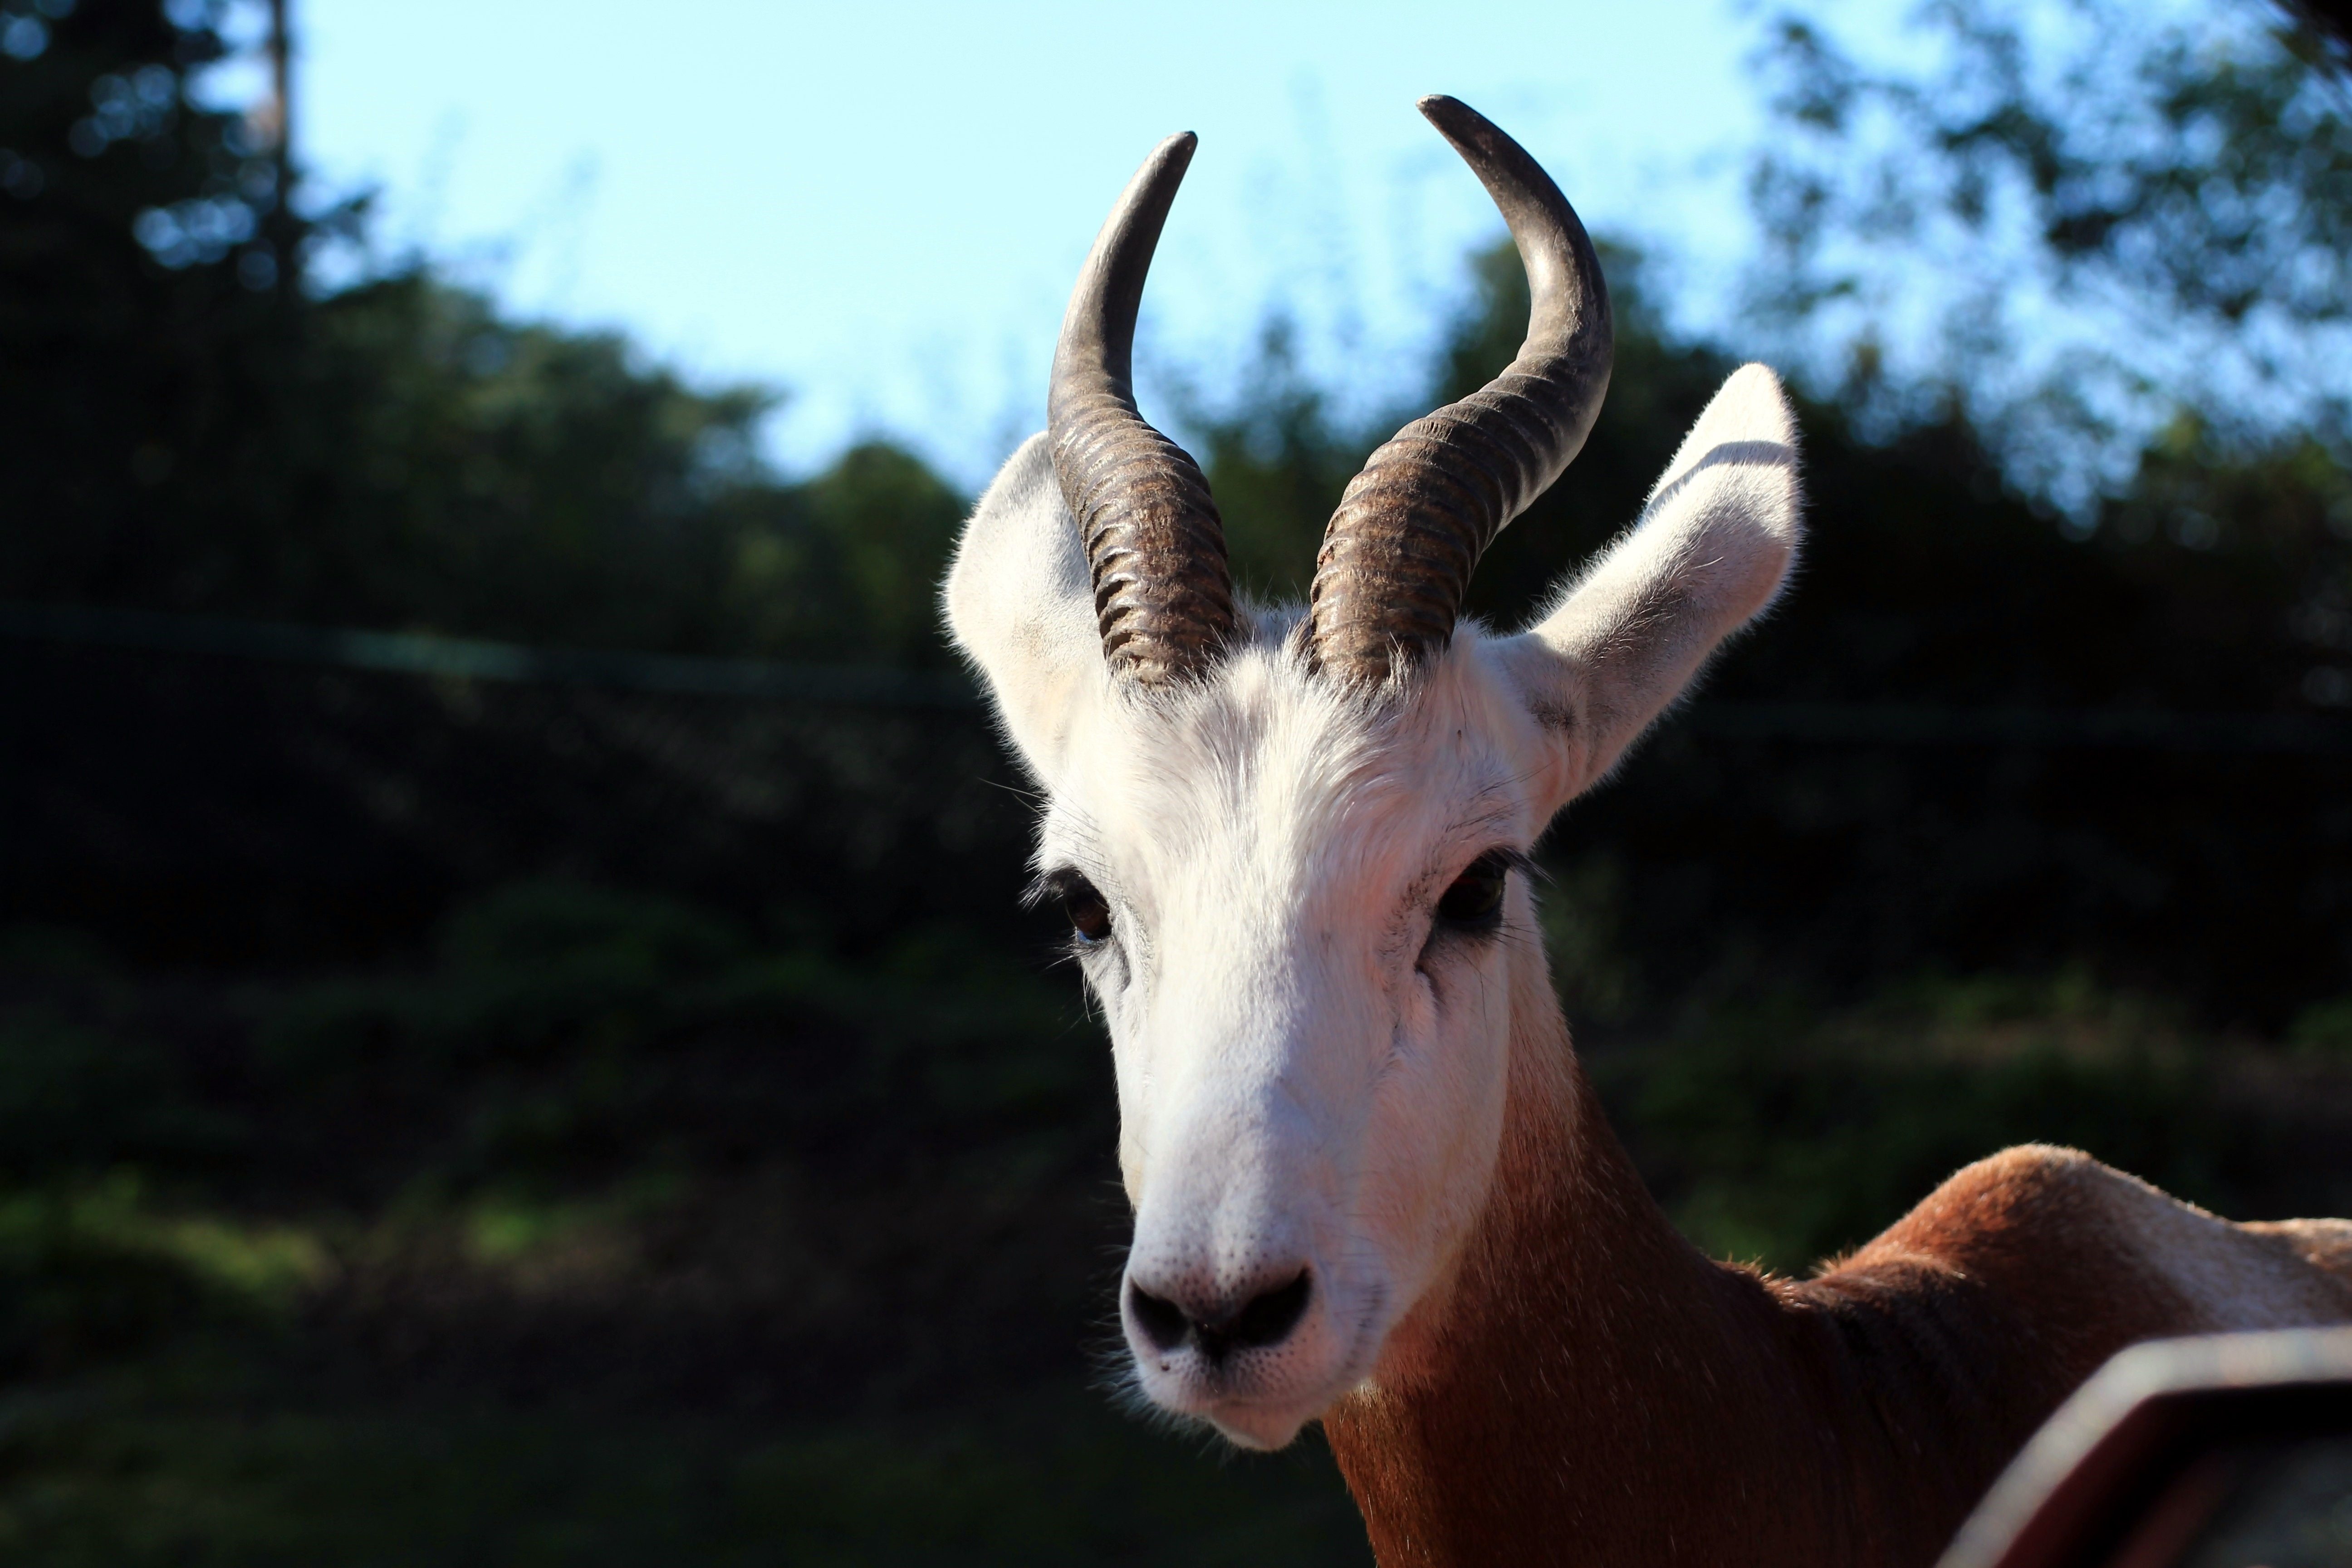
[944,98,2352,1565]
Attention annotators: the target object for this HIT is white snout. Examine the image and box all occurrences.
[1120,1247,1371,1449]
[1118,1100,1385,1448]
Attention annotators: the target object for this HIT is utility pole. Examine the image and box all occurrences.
[268,0,290,164]
[264,0,297,301]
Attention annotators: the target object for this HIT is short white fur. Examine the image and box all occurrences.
[944,363,1803,1449]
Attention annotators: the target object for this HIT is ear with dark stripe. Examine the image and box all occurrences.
[1494,364,1803,816]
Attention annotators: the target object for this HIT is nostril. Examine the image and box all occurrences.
[1221,1269,1312,1351]
[1127,1280,1191,1352]
[1126,1269,1314,1361]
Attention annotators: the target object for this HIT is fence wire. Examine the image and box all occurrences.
[7,601,2350,755]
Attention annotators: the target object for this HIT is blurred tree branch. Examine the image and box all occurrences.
[1747,0,2351,513]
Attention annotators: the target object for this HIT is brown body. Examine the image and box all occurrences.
[1324,955,2352,1567]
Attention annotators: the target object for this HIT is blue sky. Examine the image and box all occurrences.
[276,0,1908,487]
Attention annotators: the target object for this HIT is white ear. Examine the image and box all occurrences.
[1494,363,1802,814]
[942,432,1107,783]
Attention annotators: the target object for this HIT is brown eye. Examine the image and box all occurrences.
[1436,852,1511,929]
[1059,875,1113,946]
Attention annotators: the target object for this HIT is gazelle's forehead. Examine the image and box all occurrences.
[1045,641,1528,900]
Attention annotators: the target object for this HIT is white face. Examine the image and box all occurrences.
[945,365,1802,1448]
[1037,627,1547,1447]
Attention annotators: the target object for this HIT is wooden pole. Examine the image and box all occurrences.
[265,0,295,299]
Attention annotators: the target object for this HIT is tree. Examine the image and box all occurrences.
[0,0,305,603]
[1747,0,2351,512]
[0,0,972,666]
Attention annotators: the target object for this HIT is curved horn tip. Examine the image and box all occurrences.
[1049,127,1235,687]
[1415,94,1487,138]
[1303,96,1611,692]
[1146,130,1199,171]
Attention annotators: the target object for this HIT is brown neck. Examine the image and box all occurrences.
[1321,951,1918,1567]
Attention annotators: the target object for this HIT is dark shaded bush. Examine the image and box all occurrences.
[1593,975,2352,1273]
[0,1188,208,1378]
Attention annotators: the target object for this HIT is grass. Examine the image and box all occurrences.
[0,1366,1368,1567]
[0,890,1375,1563]
[3,889,2349,1562]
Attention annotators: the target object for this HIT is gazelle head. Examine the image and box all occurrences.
[945,98,1802,1450]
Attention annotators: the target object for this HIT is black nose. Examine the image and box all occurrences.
[1127,1270,1313,1361]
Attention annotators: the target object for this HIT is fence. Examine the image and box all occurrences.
[6,601,2348,754]
[4,602,2347,1016]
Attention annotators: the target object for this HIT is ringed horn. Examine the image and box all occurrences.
[1045,100,1610,690]
[1047,132,1236,687]
[1306,95,1614,687]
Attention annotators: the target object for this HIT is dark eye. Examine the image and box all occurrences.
[1435,851,1512,930]
[1057,874,1112,946]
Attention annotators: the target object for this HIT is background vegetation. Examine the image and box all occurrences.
[2,0,2348,1561]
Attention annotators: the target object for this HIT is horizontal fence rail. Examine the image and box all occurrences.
[1680,699,2352,755]
[6,601,2351,754]
[0,601,979,709]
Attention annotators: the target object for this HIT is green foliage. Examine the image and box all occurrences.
[1177,317,1375,602]
[0,1180,206,1379]
[0,931,235,1180]
[722,441,969,665]
[274,277,772,652]
[0,880,1379,1558]
[4,886,2348,1558]
[1748,0,2352,493]
[1599,975,2340,1273]
[0,1175,332,1379]
[0,1013,176,1175]
[4,236,965,661]
[2293,995,2352,1057]
[1,0,304,598]
[797,443,969,664]
[1536,854,1641,1027]
[0,1388,1368,1567]
[1753,2,2352,323]
[1,5,969,666]
[1181,240,1736,634]
[238,879,1088,1203]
